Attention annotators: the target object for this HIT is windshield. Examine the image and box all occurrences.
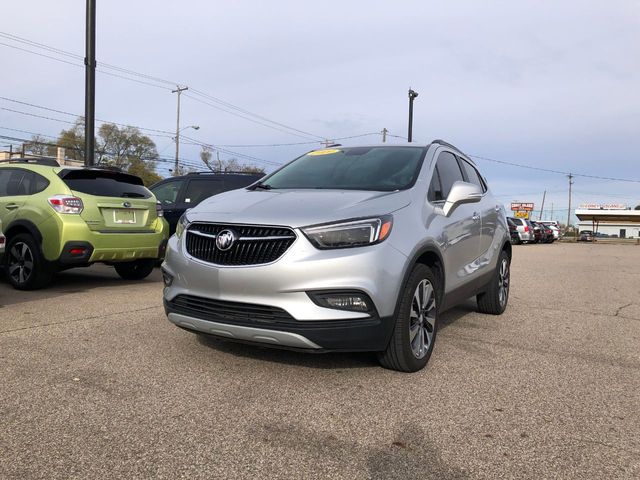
[260,146,426,191]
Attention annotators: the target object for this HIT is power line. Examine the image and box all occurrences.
[0,30,325,140]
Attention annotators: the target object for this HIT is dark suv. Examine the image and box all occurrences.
[150,172,263,235]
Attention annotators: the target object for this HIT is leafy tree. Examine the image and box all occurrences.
[57,118,86,161]
[25,135,56,157]
[54,118,162,186]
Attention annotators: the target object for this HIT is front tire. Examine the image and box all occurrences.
[378,264,439,373]
[114,259,155,280]
[5,233,53,290]
[476,250,510,315]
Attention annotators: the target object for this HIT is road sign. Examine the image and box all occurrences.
[514,211,530,219]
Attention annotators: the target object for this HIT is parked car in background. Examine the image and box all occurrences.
[0,159,169,289]
[509,217,533,243]
[546,224,560,240]
[151,172,264,235]
[507,217,520,244]
[579,230,594,242]
[536,222,554,243]
[163,141,512,372]
[528,220,543,243]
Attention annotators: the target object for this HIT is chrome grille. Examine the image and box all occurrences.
[185,223,296,266]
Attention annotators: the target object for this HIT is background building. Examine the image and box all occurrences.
[575,204,640,238]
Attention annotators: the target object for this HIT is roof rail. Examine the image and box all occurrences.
[431,139,474,163]
[7,157,60,167]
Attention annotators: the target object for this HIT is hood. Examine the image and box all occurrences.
[186,188,413,228]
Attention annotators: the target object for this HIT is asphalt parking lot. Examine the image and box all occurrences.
[1,243,639,479]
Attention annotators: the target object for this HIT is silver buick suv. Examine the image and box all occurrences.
[162,141,511,372]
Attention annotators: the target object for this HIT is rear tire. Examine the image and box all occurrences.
[114,259,155,280]
[476,250,510,315]
[377,264,439,373]
[5,233,53,290]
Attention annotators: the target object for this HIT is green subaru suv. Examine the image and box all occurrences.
[0,160,169,290]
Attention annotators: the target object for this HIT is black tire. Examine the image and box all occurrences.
[476,250,510,315]
[114,259,155,280]
[377,264,439,373]
[5,233,53,290]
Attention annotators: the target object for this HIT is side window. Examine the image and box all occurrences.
[434,152,464,200]
[459,158,485,192]
[184,179,225,205]
[427,167,443,202]
[0,169,30,196]
[0,169,12,196]
[152,180,184,206]
[31,172,50,194]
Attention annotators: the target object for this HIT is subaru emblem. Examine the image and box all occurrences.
[123,201,132,208]
[216,229,237,251]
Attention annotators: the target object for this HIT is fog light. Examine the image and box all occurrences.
[308,291,373,313]
[161,269,173,287]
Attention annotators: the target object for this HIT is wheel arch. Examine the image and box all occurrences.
[4,220,43,246]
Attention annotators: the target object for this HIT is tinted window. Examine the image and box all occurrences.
[263,146,426,191]
[459,159,484,191]
[434,152,464,200]
[152,180,184,206]
[59,169,151,198]
[225,175,263,190]
[33,172,50,194]
[184,179,225,205]
[427,167,443,202]
[0,169,30,196]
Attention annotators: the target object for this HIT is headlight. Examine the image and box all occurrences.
[301,216,393,249]
[175,212,189,238]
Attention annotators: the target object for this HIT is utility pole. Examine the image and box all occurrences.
[567,173,574,236]
[321,139,335,148]
[550,203,554,222]
[381,128,388,143]
[539,190,546,220]
[408,89,418,142]
[84,0,96,166]
[172,85,188,175]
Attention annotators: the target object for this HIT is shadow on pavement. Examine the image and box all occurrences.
[0,265,163,307]
[194,298,479,370]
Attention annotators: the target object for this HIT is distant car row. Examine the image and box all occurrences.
[507,218,559,244]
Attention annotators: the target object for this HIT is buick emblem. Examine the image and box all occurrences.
[123,201,131,208]
[216,229,237,251]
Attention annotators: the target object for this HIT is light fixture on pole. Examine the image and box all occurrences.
[408,88,419,143]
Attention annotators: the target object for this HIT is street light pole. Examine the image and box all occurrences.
[407,88,418,142]
[84,0,96,166]
[172,85,188,175]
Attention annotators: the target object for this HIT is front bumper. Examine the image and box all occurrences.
[162,227,407,351]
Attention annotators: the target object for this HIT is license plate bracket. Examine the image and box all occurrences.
[113,209,136,224]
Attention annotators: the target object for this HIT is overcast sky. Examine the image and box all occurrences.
[2,0,639,220]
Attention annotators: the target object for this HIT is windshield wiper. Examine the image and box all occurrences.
[248,182,273,190]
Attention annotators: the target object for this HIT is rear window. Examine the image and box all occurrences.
[59,169,151,199]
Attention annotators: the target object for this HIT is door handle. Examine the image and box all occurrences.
[5,203,19,210]
[472,212,480,222]
[495,205,501,212]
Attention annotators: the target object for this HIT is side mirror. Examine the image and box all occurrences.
[440,181,483,217]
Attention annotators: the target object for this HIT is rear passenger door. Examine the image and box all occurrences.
[0,168,31,227]
[151,179,185,235]
[427,151,482,292]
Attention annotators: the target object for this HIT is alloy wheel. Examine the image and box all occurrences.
[410,279,436,359]
[8,242,34,285]
[498,258,510,307]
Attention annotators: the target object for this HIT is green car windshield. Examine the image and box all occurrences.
[261,146,426,191]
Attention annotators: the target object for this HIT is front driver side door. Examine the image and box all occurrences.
[427,151,482,293]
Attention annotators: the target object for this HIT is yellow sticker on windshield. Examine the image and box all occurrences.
[307,149,340,156]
